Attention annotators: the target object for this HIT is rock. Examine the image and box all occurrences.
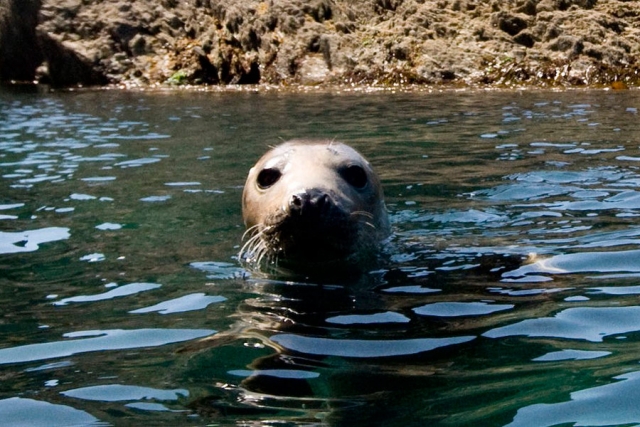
[307,33,332,68]
[129,34,148,56]
[548,35,584,55]
[0,0,639,88]
[559,0,597,10]
[37,33,107,86]
[0,0,42,82]
[513,30,536,48]
[515,0,537,16]
[302,0,333,23]
[493,12,529,36]
[196,50,219,83]
[375,0,403,13]
[299,55,331,84]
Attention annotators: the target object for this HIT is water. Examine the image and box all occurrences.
[1,87,640,426]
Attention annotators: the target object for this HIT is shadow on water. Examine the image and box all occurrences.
[1,88,640,426]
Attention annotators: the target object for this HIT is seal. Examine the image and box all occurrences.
[240,139,390,277]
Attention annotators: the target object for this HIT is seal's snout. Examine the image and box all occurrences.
[289,189,331,217]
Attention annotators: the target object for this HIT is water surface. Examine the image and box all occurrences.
[1,87,640,426]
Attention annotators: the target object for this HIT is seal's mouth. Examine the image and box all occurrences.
[264,210,356,263]
[239,186,384,278]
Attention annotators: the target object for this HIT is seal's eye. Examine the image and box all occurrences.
[257,168,282,189]
[341,165,368,189]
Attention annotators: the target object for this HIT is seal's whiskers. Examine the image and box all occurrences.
[351,210,377,230]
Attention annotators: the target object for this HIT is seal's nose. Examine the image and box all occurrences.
[289,189,330,216]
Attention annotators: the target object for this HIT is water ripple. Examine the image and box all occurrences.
[62,384,189,402]
[0,397,105,427]
[271,334,475,358]
[503,250,640,279]
[413,302,514,317]
[130,293,227,314]
[0,328,216,365]
[484,306,640,342]
[0,227,70,254]
[0,98,169,188]
[506,371,640,427]
[53,282,161,306]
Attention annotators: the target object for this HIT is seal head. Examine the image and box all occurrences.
[241,140,390,277]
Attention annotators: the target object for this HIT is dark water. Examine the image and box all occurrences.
[1,87,640,426]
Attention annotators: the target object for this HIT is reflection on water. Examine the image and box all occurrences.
[507,371,640,427]
[1,88,640,426]
[0,328,215,364]
[0,397,106,427]
[0,226,70,254]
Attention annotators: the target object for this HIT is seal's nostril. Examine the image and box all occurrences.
[289,192,306,213]
[291,195,301,206]
[314,193,329,209]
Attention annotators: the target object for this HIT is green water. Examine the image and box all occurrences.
[1,87,640,426]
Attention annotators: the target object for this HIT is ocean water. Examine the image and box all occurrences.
[1,87,640,426]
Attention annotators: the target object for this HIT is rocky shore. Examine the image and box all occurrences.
[1,0,639,89]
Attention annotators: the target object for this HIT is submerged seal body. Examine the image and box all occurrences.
[240,140,390,276]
